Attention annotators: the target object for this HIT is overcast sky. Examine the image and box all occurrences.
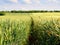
[0,0,60,11]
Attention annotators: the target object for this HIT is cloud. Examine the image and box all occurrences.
[34,0,40,3]
[23,0,40,4]
[48,0,58,3]
[9,0,18,3]
[23,0,32,4]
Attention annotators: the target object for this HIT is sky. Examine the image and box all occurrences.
[0,0,60,11]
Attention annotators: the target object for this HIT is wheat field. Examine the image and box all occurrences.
[0,12,60,45]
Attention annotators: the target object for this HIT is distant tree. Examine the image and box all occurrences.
[0,12,5,16]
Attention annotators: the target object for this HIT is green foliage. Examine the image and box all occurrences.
[29,18,60,45]
[0,19,31,45]
[0,12,5,16]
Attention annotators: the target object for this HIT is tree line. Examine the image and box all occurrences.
[0,10,60,14]
[10,10,60,13]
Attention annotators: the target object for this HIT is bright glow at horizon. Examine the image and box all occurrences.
[0,0,60,11]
